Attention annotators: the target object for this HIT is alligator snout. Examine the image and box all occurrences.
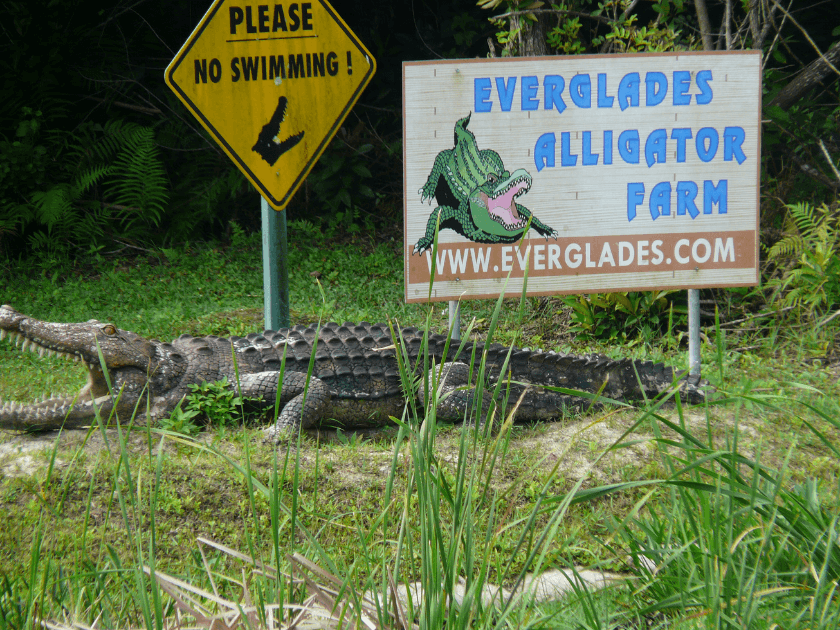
[0,305,26,333]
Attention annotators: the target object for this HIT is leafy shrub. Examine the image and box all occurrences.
[184,377,255,427]
[296,124,403,236]
[765,202,840,317]
[0,110,169,260]
[158,402,202,437]
[480,0,693,56]
[563,290,685,341]
[158,377,258,436]
[305,143,376,233]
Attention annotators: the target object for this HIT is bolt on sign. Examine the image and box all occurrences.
[166,1,376,210]
[403,52,761,303]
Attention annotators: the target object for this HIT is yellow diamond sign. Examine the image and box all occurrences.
[165,1,376,210]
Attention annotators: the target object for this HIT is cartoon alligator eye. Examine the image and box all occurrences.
[485,173,498,184]
[102,324,116,335]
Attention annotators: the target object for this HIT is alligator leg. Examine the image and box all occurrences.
[238,371,331,441]
[413,204,465,255]
[419,149,454,203]
[419,362,498,428]
[516,203,558,239]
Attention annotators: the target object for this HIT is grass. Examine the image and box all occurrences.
[0,226,839,628]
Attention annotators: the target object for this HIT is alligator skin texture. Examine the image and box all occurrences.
[0,306,706,438]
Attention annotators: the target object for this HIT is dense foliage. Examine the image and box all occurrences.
[0,0,838,332]
[0,0,491,260]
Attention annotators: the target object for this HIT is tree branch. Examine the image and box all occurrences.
[767,40,840,111]
[84,96,162,116]
[770,0,840,77]
[819,140,840,185]
[492,8,613,26]
[792,153,840,191]
[724,0,732,50]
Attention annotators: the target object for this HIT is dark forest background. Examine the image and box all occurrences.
[0,0,837,269]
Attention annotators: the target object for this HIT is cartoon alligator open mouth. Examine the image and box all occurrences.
[472,171,532,231]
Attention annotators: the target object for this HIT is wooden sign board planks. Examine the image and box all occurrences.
[403,51,761,303]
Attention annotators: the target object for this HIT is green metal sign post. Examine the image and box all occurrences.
[262,198,290,329]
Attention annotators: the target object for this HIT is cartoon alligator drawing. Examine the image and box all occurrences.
[413,113,557,255]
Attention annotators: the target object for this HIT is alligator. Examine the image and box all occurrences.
[413,113,557,255]
[0,305,706,438]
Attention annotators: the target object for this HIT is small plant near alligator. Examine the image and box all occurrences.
[158,401,201,437]
[158,378,260,436]
[182,378,259,427]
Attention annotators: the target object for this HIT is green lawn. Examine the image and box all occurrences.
[0,227,838,629]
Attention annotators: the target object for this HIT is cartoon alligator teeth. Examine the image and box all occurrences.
[413,113,557,255]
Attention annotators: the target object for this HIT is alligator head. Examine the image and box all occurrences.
[450,114,533,239]
[468,168,532,237]
[0,305,186,430]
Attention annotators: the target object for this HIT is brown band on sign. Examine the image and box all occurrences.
[407,230,755,284]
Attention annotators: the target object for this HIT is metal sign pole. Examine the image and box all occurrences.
[448,300,460,340]
[262,197,290,330]
[687,288,701,376]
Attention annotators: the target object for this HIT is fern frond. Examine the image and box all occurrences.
[787,201,820,241]
[106,126,169,227]
[73,164,111,197]
[81,120,148,164]
[30,185,74,228]
[767,234,805,261]
[767,201,839,264]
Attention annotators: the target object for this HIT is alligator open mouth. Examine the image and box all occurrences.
[477,174,531,231]
[0,307,113,430]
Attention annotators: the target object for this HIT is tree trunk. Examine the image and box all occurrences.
[694,0,715,52]
[507,13,550,57]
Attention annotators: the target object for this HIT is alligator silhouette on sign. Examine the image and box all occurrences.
[252,96,304,166]
[413,113,558,255]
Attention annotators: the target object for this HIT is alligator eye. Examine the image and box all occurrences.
[486,173,497,184]
[103,324,116,335]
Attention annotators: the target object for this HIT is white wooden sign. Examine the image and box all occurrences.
[403,51,761,303]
